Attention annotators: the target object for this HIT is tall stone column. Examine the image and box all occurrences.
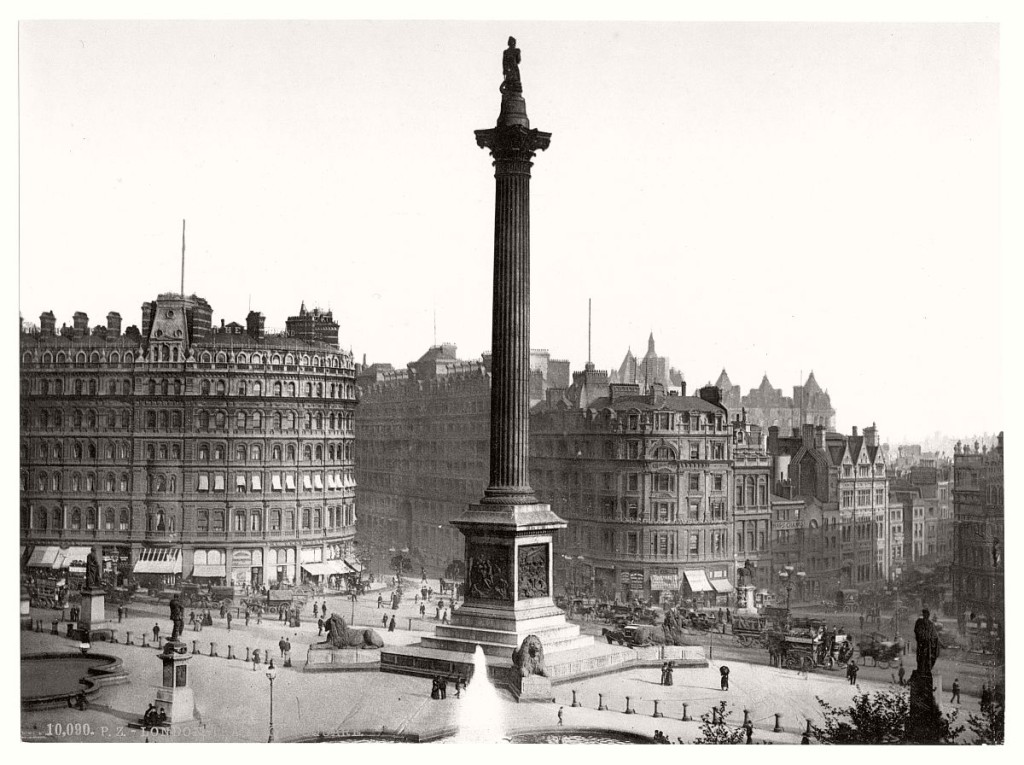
[474,74,550,506]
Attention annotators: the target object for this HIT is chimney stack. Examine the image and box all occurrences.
[39,311,56,336]
[107,311,122,336]
[72,311,90,337]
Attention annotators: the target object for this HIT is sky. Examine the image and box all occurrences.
[16,18,1005,443]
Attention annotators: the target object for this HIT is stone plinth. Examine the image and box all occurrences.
[906,670,944,743]
[736,585,759,615]
[79,589,106,627]
[304,647,381,672]
[154,641,194,725]
[516,674,554,702]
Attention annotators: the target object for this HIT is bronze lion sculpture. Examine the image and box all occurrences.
[511,634,547,677]
[313,613,384,650]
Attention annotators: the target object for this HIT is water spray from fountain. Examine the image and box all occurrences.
[454,646,507,743]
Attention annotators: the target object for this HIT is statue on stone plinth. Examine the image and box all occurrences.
[913,609,940,672]
[169,595,185,641]
[501,37,522,93]
[512,635,547,677]
[85,548,103,590]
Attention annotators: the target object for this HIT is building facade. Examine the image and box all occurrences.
[717,370,835,432]
[768,423,889,602]
[20,293,358,588]
[531,383,743,605]
[951,433,1004,654]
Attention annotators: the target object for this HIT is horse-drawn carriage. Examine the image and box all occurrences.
[769,628,854,671]
[602,623,656,648]
[732,615,771,647]
[856,633,905,668]
[836,589,860,613]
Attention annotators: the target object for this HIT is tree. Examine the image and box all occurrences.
[812,687,962,744]
[966,700,1004,745]
[692,701,747,744]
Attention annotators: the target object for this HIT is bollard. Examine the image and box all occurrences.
[408,618,412,631]
[743,709,751,726]
[681,702,691,721]
[598,693,607,711]
[571,690,581,708]
[805,719,813,736]
[210,642,218,657]
[245,647,251,662]
[51,620,59,635]
[192,640,199,655]
[774,713,783,733]
[265,651,270,665]
[653,700,663,718]
[712,707,720,725]
[126,630,133,645]
[227,645,235,660]
[624,696,635,715]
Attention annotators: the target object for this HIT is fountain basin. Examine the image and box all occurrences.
[21,652,128,709]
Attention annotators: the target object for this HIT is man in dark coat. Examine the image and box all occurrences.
[388,615,396,632]
[720,665,730,691]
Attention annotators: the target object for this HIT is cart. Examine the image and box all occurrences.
[857,632,904,668]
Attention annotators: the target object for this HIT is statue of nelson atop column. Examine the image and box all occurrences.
[501,37,522,94]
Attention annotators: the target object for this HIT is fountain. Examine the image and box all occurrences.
[453,646,507,743]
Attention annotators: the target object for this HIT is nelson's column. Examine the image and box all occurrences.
[381,39,607,693]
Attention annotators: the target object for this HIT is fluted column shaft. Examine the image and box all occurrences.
[475,124,551,505]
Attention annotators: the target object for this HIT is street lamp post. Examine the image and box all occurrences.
[266,660,277,743]
[778,565,805,611]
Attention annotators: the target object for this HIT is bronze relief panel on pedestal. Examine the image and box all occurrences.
[517,543,549,599]
[467,543,513,602]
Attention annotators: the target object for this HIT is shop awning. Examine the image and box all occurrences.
[213,474,225,491]
[314,474,324,490]
[285,474,296,491]
[251,475,262,491]
[301,562,333,577]
[683,569,714,593]
[271,474,282,491]
[326,559,355,575]
[344,557,362,573]
[327,474,336,489]
[54,546,93,570]
[27,546,59,568]
[711,578,735,594]
[303,475,313,490]
[191,564,226,578]
[133,548,183,574]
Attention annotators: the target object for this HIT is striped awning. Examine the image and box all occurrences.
[133,548,183,574]
[54,546,93,570]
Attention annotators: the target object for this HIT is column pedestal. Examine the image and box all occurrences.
[153,640,195,724]
[73,588,113,642]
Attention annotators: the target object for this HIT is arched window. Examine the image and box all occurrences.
[201,380,211,395]
[234,511,245,532]
[758,479,767,506]
[71,508,82,529]
[238,381,247,396]
[75,380,84,395]
[119,510,129,530]
[172,445,181,459]
[250,512,262,532]
[252,411,262,428]
[274,412,282,430]
[303,445,312,461]
[287,445,296,461]
[274,382,282,396]
[36,508,48,530]
[316,383,323,397]
[284,412,294,429]
[251,445,262,460]
[52,473,62,491]
[328,445,336,460]
[146,411,156,428]
[215,380,225,395]
[89,380,97,395]
[161,380,169,395]
[174,380,182,395]
[315,413,323,430]
[86,473,95,491]
[285,511,295,531]
[119,474,129,492]
[199,411,210,429]
[108,380,118,395]
[156,476,167,492]
[120,411,130,429]
[314,509,321,528]
[104,508,114,530]
[172,411,181,428]
[159,410,169,428]
[236,444,247,461]
[73,442,83,460]
[253,382,262,396]
[288,382,296,397]
[107,411,117,427]
[306,383,313,397]
[302,509,311,529]
[315,445,323,460]
[746,477,755,507]
[270,510,281,531]
[237,412,246,429]
[736,478,744,506]
[71,474,81,491]
[148,379,156,395]
[215,412,225,428]
[146,444,156,460]
[105,443,115,459]
[105,474,114,492]
[52,508,63,529]
[73,410,83,428]
[88,443,96,459]
[85,508,96,530]
[272,445,282,460]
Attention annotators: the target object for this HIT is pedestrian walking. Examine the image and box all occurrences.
[117,605,124,623]
[951,679,961,704]
[720,665,730,691]
[435,605,441,619]
[318,617,324,636]
[665,662,674,686]
[415,593,419,604]
[377,594,384,609]
[726,608,731,624]
[420,603,426,617]
[312,602,319,619]
[279,637,287,658]
[744,721,753,744]
[285,637,293,666]
[847,661,859,685]
[388,615,396,632]
[245,609,250,627]
[189,611,196,627]
[257,609,262,625]
[441,609,449,625]
[660,662,668,686]
[152,623,160,644]
[431,677,440,700]
[897,662,906,686]
[440,676,447,699]
[980,684,992,711]
[382,614,389,629]
[557,706,564,726]
[226,611,232,631]
[220,604,226,619]
[252,648,261,671]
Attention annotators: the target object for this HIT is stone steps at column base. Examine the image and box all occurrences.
[380,640,641,690]
[429,622,584,650]
[420,633,595,658]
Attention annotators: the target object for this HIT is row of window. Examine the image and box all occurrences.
[195,471,355,493]
[842,463,886,478]
[840,488,887,508]
[23,348,352,369]
[25,375,356,398]
[24,504,355,534]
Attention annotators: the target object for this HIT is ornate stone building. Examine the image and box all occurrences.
[951,433,1003,655]
[768,424,889,601]
[531,383,741,605]
[20,293,358,588]
[717,370,835,432]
